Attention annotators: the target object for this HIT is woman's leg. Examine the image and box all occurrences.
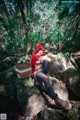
[35,72,71,110]
[35,72,57,100]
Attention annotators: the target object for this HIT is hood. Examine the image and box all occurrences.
[34,44,45,55]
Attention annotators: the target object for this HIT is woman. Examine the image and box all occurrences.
[30,43,71,110]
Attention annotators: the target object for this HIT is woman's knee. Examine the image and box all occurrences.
[35,72,45,80]
[35,72,49,82]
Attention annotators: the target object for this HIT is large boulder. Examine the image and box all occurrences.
[24,77,80,120]
[24,75,72,119]
[48,52,80,97]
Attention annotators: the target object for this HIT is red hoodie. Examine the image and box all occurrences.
[30,44,45,77]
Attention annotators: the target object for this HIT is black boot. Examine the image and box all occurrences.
[55,96,72,110]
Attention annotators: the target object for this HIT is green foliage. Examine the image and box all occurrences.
[0,0,80,54]
[27,0,80,51]
[29,32,43,51]
[45,29,62,43]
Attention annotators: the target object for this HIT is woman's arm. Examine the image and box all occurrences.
[38,55,51,62]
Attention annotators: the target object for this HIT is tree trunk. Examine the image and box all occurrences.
[2,0,15,41]
[71,21,79,41]
[17,0,31,54]
[26,0,33,15]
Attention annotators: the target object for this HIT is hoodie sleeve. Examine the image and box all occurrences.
[30,54,39,77]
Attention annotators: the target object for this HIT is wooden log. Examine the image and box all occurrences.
[71,51,80,66]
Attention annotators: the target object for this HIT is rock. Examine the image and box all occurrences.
[25,93,47,118]
[48,52,80,97]
[50,77,68,101]
[72,51,80,67]
[24,76,72,119]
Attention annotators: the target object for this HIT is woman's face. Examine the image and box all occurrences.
[38,49,43,56]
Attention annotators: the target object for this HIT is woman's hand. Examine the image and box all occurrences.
[38,55,51,62]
